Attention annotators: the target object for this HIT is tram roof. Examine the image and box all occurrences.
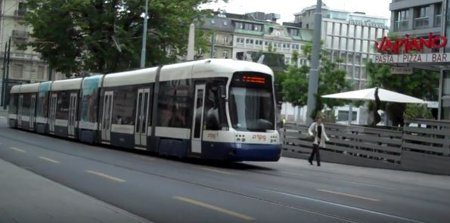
[19,83,40,93]
[103,59,273,87]
[103,67,158,87]
[51,78,83,91]
[10,85,21,94]
[191,59,274,79]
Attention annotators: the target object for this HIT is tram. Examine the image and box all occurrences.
[8,59,281,161]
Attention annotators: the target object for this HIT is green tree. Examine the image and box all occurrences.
[281,43,349,119]
[366,61,439,126]
[24,0,224,76]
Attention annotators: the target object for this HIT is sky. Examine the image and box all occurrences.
[200,0,392,23]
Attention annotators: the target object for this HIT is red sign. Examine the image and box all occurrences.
[375,33,447,54]
[242,75,266,85]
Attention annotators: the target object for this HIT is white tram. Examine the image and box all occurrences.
[8,59,281,161]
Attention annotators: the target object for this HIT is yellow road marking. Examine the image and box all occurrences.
[174,196,255,221]
[39,156,60,164]
[9,147,26,153]
[200,167,235,175]
[86,170,126,183]
[318,189,380,202]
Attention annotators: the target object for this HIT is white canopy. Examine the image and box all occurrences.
[322,87,426,104]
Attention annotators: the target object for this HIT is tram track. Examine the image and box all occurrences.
[0,129,365,223]
[0,127,433,223]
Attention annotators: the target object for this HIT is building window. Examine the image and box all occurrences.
[37,66,45,80]
[16,2,27,17]
[223,50,229,59]
[395,9,409,31]
[435,3,442,27]
[235,22,244,29]
[254,24,262,32]
[341,24,348,36]
[12,64,24,79]
[414,5,430,28]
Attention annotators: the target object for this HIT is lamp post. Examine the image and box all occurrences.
[306,0,322,124]
[140,0,149,68]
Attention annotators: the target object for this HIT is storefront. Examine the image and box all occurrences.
[373,33,449,120]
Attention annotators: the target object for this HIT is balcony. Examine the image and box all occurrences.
[414,17,429,29]
[394,20,409,31]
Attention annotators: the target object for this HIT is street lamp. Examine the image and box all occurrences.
[140,0,149,68]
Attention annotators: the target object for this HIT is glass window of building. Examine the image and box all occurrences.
[340,38,347,50]
[414,5,430,28]
[334,23,341,35]
[355,26,362,38]
[435,3,442,27]
[333,37,340,49]
[355,40,361,51]
[326,23,333,35]
[370,27,376,39]
[347,39,354,51]
[395,9,409,31]
[341,24,348,36]
[348,25,355,37]
[363,27,369,39]
[362,40,368,52]
[326,36,333,48]
[235,22,244,29]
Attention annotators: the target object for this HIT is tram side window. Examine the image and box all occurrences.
[36,92,48,117]
[22,94,31,116]
[80,88,99,123]
[9,94,17,114]
[157,80,190,128]
[56,91,70,120]
[204,81,228,130]
[111,86,137,125]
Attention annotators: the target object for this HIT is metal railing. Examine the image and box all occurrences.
[282,119,450,174]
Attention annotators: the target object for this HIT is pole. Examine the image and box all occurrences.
[140,0,149,68]
[306,0,322,125]
[1,40,7,106]
[3,37,11,110]
[186,23,195,61]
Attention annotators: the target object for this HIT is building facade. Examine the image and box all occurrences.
[0,0,65,106]
[199,11,313,70]
[294,5,390,89]
[292,4,389,124]
[389,0,449,120]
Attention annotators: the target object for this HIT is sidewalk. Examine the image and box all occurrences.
[0,158,151,223]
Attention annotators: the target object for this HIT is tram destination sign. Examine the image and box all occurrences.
[373,53,450,64]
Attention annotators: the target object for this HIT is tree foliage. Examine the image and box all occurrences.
[366,61,439,125]
[280,42,349,119]
[25,0,224,76]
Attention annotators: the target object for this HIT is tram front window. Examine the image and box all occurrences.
[229,87,274,132]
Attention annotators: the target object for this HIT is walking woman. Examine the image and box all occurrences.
[307,114,329,166]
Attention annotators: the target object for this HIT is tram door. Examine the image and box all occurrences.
[48,93,57,133]
[101,91,114,143]
[17,95,23,128]
[191,84,206,154]
[29,94,36,130]
[134,88,151,148]
[68,93,78,137]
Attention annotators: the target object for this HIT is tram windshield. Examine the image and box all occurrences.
[229,72,275,132]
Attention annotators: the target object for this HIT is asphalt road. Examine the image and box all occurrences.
[0,118,449,223]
